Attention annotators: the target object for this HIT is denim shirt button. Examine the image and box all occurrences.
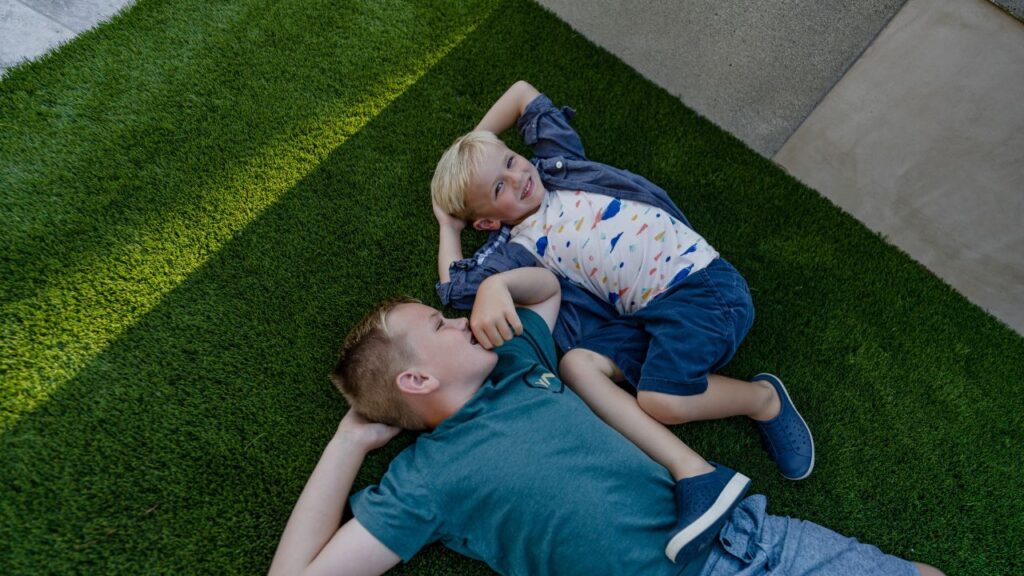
[555,160,563,169]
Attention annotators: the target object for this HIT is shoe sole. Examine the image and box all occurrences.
[664,472,751,562]
[755,373,815,481]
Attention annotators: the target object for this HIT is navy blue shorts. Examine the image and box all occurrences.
[577,257,754,396]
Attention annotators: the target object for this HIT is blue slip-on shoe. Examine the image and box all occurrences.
[665,463,751,563]
[755,373,815,480]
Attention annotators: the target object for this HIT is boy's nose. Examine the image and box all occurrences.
[509,172,524,190]
[457,317,469,330]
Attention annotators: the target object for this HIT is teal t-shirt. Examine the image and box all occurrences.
[351,309,685,575]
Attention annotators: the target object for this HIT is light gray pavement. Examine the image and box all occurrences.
[776,0,1024,334]
[0,0,133,76]
[534,0,907,157]
[536,0,1023,335]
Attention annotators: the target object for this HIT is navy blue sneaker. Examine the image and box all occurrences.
[755,373,815,480]
[665,463,750,563]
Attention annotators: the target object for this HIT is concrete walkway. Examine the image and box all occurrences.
[776,0,1024,335]
[4,0,1022,335]
[0,0,133,76]
[539,0,1024,335]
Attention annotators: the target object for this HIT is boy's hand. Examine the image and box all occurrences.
[471,275,524,349]
[433,199,466,232]
[335,409,401,452]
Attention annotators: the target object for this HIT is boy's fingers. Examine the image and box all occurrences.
[498,319,513,343]
[487,323,506,347]
[471,323,492,350]
[506,311,523,336]
[478,330,494,350]
[472,310,519,348]
[484,320,504,348]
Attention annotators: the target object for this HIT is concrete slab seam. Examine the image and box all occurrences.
[772,0,910,158]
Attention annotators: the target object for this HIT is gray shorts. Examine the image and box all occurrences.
[699,496,919,576]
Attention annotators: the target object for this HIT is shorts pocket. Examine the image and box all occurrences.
[715,495,771,569]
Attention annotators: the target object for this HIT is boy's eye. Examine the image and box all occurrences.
[495,182,503,197]
[506,156,514,169]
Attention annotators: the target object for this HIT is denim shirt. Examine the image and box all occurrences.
[436,94,700,352]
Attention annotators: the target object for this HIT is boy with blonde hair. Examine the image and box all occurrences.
[269,267,942,576]
[431,78,814,516]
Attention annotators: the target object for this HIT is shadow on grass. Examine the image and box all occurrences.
[0,33,483,574]
[0,0,484,259]
[2,0,1023,574]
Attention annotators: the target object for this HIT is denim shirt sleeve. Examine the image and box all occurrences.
[436,229,619,350]
[516,94,587,161]
[435,227,539,310]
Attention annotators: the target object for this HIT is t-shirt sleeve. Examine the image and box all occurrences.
[349,449,443,562]
[494,308,558,375]
[516,94,587,161]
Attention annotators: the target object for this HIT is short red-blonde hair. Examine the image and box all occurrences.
[330,297,426,430]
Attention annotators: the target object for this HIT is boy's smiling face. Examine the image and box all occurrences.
[464,140,546,231]
[388,302,497,387]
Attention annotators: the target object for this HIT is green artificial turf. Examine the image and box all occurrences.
[1,0,1022,573]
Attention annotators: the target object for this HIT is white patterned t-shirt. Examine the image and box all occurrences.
[511,190,718,315]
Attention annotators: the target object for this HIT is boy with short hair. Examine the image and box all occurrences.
[268,267,942,576]
[431,81,813,492]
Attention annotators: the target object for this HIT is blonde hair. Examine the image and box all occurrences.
[330,297,426,430]
[431,130,503,220]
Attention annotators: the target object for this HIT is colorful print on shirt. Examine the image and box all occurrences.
[511,190,718,315]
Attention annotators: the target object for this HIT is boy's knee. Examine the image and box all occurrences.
[559,348,617,383]
[637,391,696,425]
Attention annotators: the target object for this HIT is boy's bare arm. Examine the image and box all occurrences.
[433,199,466,283]
[268,410,402,576]
[474,80,541,136]
[470,267,560,348]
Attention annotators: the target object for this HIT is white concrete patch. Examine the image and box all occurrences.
[775,0,1024,334]
[19,0,134,33]
[0,0,76,74]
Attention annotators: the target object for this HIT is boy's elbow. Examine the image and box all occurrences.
[534,267,560,298]
[513,81,540,106]
[540,272,561,315]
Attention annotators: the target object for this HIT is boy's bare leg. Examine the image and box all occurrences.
[559,349,713,480]
[914,562,945,576]
[561,348,753,562]
[637,374,781,425]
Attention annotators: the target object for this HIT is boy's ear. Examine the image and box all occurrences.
[473,218,501,232]
[396,370,441,396]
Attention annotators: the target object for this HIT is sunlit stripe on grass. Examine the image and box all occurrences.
[0,11,492,433]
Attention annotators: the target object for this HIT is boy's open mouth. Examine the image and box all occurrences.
[520,177,533,201]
